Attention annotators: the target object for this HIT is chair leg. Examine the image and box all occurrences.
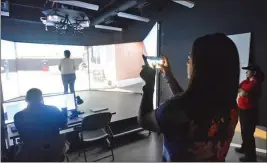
[107,138,114,162]
[83,145,87,162]
[110,146,115,162]
[80,139,87,162]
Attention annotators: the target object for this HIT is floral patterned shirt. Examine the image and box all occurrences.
[155,96,238,162]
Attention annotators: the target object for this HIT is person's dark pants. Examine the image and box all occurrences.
[239,108,258,160]
[61,73,76,95]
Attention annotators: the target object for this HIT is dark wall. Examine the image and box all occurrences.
[140,0,267,126]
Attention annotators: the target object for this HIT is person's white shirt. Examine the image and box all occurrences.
[59,58,76,75]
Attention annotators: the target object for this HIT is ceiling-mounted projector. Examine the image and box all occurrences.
[40,8,90,34]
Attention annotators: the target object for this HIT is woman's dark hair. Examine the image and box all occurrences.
[64,50,71,58]
[182,33,240,142]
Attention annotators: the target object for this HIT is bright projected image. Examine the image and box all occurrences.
[1,22,159,100]
[1,40,90,100]
[143,22,159,109]
[1,40,20,101]
[228,33,251,82]
[88,42,145,93]
[3,100,26,124]
[15,42,89,95]
[88,23,159,93]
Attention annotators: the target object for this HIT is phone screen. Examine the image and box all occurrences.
[146,56,163,68]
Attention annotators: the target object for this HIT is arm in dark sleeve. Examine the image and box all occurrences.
[52,107,67,129]
[166,75,184,95]
[155,98,189,135]
[138,85,160,132]
[138,85,189,133]
[14,112,22,131]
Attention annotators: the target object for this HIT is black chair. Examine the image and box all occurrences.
[78,112,114,162]
[15,136,66,162]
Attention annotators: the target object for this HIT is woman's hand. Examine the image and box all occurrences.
[159,56,174,81]
[159,56,184,95]
[140,55,156,88]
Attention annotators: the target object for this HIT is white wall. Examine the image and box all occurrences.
[228,33,251,82]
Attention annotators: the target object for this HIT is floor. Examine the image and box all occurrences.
[67,131,267,162]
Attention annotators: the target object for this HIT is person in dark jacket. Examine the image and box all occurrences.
[14,88,68,161]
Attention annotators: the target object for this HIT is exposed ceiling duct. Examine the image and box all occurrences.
[49,0,99,11]
[136,0,150,9]
[90,0,137,26]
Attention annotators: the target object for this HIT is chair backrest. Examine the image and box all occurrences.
[16,135,66,162]
[81,112,112,131]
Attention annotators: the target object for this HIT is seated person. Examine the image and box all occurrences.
[14,88,68,162]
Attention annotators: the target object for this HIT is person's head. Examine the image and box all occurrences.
[185,33,240,111]
[246,70,256,79]
[25,88,43,105]
[242,64,258,79]
[64,50,71,58]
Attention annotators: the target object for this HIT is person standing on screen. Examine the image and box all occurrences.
[235,64,264,162]
[59,50,76,95]
[4,60,9,80]
[14,88,68,161]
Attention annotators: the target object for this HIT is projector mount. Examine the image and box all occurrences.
[41,9,90,34]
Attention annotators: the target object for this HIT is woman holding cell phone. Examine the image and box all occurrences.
[138,33,240,161]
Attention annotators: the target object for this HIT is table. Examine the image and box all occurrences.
[6,109,116,148]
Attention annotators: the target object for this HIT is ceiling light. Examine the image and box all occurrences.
[1,11,9,16]
[95,25,122,32]
[1,1,9,16]
[117,12,150,22]
[50,0,99,11]
[172,0,195,8]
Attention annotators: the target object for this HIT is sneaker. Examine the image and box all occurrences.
[239,156,257,162]
[235,147,245,154]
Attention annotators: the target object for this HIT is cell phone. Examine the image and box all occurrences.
[146,56,163,68]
